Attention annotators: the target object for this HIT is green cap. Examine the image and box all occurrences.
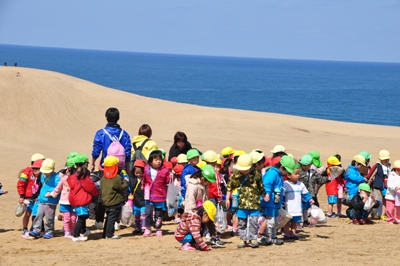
[359,151,372,160]
[358,183,371,193]
[299,154,313,165]
[74,154,89,164]
[201,165,216,183]
[67,152,78,159]
[294,163,301,169]
[149,149,164,160]
[66,158,76,168]
[187,149,200,160]
[309,151,322,168]
[280,155,295,174]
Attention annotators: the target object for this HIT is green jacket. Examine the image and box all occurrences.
[227,169,265,210]
[100,174,127,207]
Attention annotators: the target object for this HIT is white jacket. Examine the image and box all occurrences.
[385,171,400,201]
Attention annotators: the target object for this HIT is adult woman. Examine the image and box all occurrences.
[168,131,193,161]
[131,124,158,161]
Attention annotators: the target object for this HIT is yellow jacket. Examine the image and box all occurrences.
[131,135,158,160]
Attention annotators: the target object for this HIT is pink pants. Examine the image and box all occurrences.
[385,200,400,223]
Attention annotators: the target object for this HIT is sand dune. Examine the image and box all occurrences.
[0,66,399,265]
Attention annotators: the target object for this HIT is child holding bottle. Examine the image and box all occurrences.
[129,159,146,234]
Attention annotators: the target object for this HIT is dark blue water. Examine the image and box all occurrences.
[1,44,399,126]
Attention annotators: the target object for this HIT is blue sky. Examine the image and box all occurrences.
[0,0,399,62]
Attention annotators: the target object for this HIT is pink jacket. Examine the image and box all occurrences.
[142,164,170,202]
[51,173,71,205]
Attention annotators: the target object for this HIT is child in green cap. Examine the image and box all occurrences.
[347,183,378,225]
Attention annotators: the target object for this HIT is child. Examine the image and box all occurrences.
[283,165,314,240]
[177,154,188,166]
[347,183,378,224]
[180,149,200,199]
[17,158,43,238]
[49,157,76,238]
[175,200,216,251]
[101,155,128,239]
[221,146,235,158]
[385,160,400,224]
[367,150,391,220]
[325,156,345,218]
[66,154,99,242]
[345,155,368,200]
[226,154,268,248]
[359,151,372,176]
[142,150,170,237]
[250,150,266,174]
[129,159,146,234]
[28,159,60,239]
[259,155,294,246]
[299,154,329,226]
[173,164,185,219]
[203,150,223,206]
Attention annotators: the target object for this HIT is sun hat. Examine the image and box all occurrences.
[378,150,390,160]
[67,152,78,159]
[250,150,264,164]
[233,150,246,158]
[201,165,216,183]
[31,159,44,169]
[40,158,55,174]
[353,154,366,166]
[236,154,253,171]
[221,147,235,157]
[173,164,184,175]
[31,153,45,162]
[271,145,285,154]
[164,161,173,170]
[202,200,217,222]
[299,154,313,165]
[74,154,89,164]
[103,156,119,179]
[65,158,75,168]
[359,151,372,160]
[280,155,295,174]
[134,159,146,168]
[203,150,218,163]
[327,156,341,166]
[177,154,188,164]
[393,160,400,169]
[358,183,371,193]
[149,149,164,160]
[197,161,207,169]
[187,149,200,160]
[170,157,178,165]
[309,151,322,168]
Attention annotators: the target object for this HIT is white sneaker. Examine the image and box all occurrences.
[95,222,103,229]
[205,233,211,239]
[114,222,120,231]
[80,230,91,237]
[72,236,88,242]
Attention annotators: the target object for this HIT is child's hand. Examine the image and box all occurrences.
[225,198,230,209]
[202,246,212,251]
[263,194,270,202]
[18,198,24,204]
[45,192,51,198]
[309,199,315,205]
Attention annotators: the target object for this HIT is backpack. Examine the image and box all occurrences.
[103,128,126,168]
[131,139,149,163]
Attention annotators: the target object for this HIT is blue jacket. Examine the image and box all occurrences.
[92,124,132,167]
[38,172,60,205]
[344,165,365,196]
[180,164,200,198]
[261,167,284,209]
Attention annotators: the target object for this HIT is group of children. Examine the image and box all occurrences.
[8,145,400,250]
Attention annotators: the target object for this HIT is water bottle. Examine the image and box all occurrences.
[232,192,238,208]
[395,192,400,207]
[144,185,150,200]
[338,185,344,199]
[127,194,134,208]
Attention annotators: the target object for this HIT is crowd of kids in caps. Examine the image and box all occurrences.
[9,108,400,250]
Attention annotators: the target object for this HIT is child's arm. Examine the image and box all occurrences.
[17,170,29,203]
[48,177,64,198]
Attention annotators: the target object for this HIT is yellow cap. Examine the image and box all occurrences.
[327,156,341,166]
[203,200,217,222]
[221,147,235,157]
[353,154,366,166]
[40,158,55,174]
[250,150,264,164]
[197,161,207,169]
[217,159,222,165]
[378,150,390,160]
[177,154,188,163]
[104,155,119,167]
[31,153,45,162]
[233,150,246,157]
[393,160,400,169]
[236,154,253,171]
[271,145,285,154]
[203,150,218,163]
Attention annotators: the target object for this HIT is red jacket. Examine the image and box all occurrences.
[142,164,170,202]
[17,167,39,199]
[325,168,345,196]
[67,174,99,207]
[208,170,222,200]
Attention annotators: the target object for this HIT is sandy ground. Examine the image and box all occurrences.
[0,66,399,265]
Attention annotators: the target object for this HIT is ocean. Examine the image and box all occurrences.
[1,44,399,126]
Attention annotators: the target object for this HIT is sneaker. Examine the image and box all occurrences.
[303,221,310,227]
[359,219,365,225]
[21,229,29,239]
[249,239,259,248]
[297,223,303,229]
[352,218,360,225]
[327,213,338,218]
[64,232,73,238]
[283,234,291,240]
[28,230,41,239]
[205,233,211,239]
[290,234,299,240]
[174,218,181,224]
[210,236,224,246]
[337,213,346,218]
[80,230,91,237]
[271,238,284,245]
[180,243,195,251]
[237,239,247,248]
[230,230,239,237]
[364,218,374,224]
[72,236,88,242]
[43,232,53,239]
[95,222,103,230]
[257,235,267,244]
[155,230,162,237]
[132,228,141,234]
[143,229,152,237]
[106,235,121,239]
[114,222,120,231]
